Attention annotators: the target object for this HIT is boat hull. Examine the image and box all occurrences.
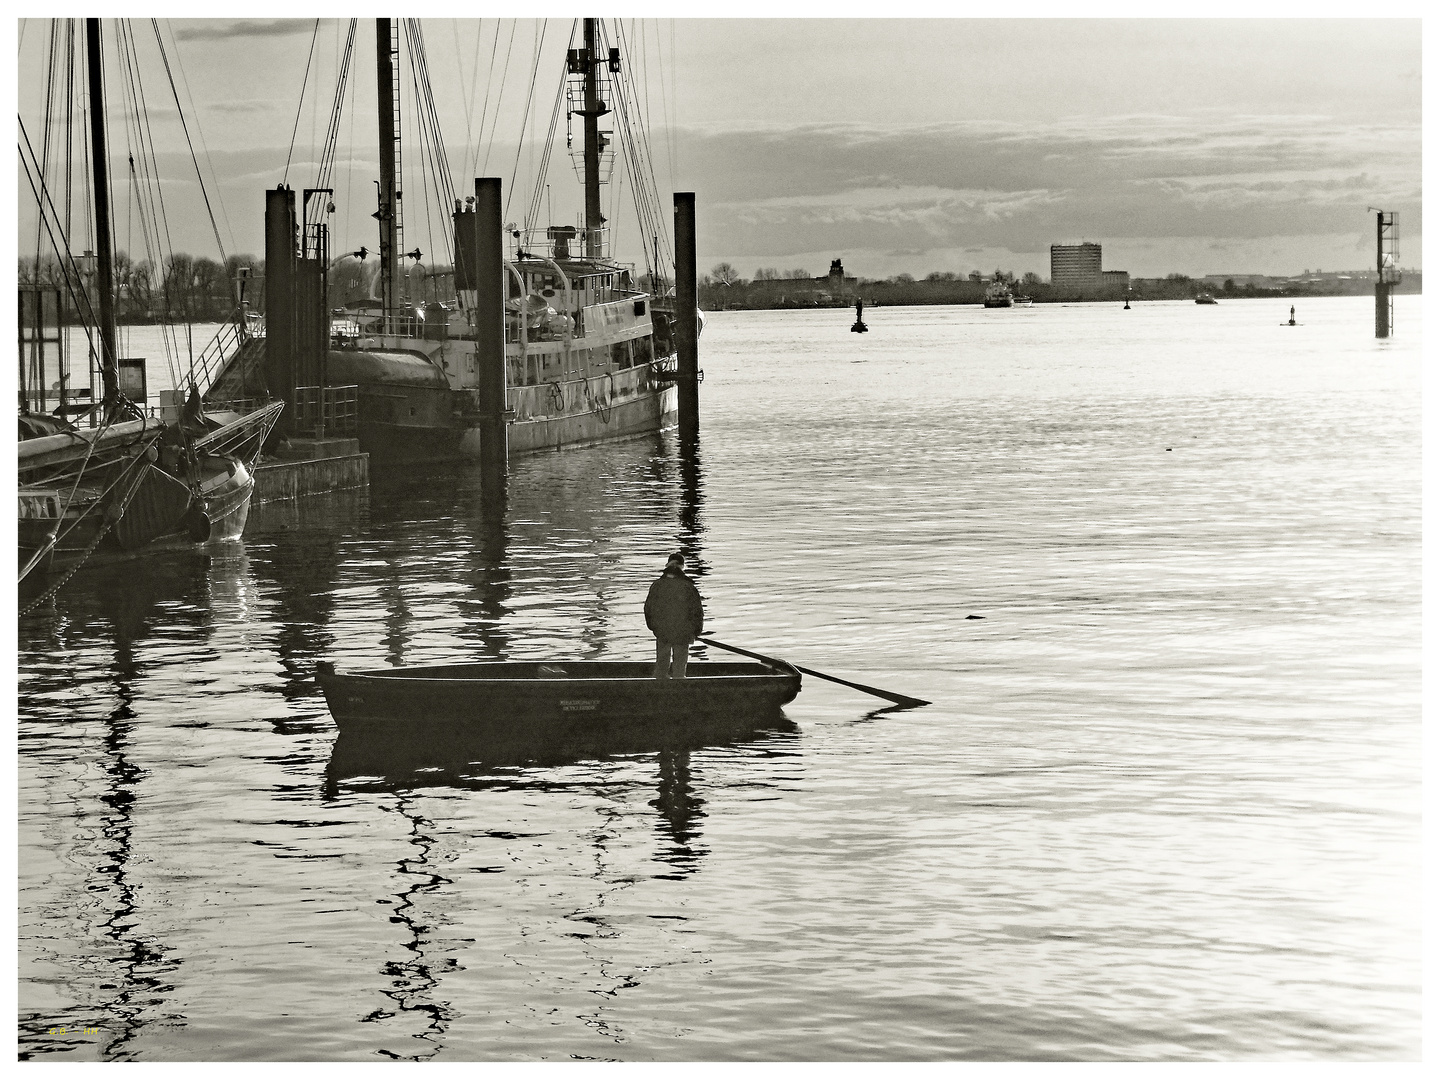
[504,382,677,455]
[197,456,255,541]
[318,659,802,737]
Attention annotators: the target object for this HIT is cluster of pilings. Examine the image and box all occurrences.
[263,177,702,507]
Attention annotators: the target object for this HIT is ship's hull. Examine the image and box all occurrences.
[349,362,677,465]
[503,365,677,456]
[293,347,676,467]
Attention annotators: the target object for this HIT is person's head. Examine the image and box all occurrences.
[665,552,684,572]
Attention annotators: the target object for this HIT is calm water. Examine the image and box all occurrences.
[17,296,1421,1060]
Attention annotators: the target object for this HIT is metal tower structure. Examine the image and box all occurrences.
[1374,210,1399,338]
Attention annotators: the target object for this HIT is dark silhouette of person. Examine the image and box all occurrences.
[644,552,704,679]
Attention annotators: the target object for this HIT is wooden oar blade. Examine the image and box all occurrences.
[792,665,931,709]
[699,636,930,709]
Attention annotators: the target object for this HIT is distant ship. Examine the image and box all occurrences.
[1012,295,1033,307]
[1195,292,1218,305]
[983,281,1014,308]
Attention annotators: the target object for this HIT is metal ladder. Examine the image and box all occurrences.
[390,27,405,305]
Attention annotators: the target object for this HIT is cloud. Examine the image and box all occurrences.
[173,20,314,43]
[665,115,1421,264]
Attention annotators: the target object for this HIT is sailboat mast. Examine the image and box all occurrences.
[582,17,603,259]
[376,18,400,321]
[85,17,119,404]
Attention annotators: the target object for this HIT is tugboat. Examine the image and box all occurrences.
[1195,291,1218,305]
[983,279,1014,308]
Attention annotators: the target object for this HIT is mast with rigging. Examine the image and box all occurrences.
[84,17,119,407]
[581,17,607,259]
[376,18,402,325]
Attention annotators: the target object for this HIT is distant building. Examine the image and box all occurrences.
[743,257,855,305]
[1050,242,1103,291]
[1101,270,1130,293]
[822,258,857,292]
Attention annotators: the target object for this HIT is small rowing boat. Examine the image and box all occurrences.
[315,658,802,736]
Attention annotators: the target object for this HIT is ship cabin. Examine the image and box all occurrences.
[503,224,659,390]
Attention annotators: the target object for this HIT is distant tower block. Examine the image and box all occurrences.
[1374,210,1399,338]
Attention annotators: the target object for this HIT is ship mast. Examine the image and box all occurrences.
[375,18,401,322]
[85,17,119,406]
[582,17,606,259]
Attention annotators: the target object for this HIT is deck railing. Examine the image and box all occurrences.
[185,309,251,396]
[293,384,359,438]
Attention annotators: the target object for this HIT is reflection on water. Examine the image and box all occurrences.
[367,797,455,1061]
[18,299,1421,1060]
[651,750,707,875]
[19,425,807,1059]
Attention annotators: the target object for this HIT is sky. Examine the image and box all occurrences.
[14,14,1424,283]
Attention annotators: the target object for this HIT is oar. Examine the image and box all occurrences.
[699,636,931,710]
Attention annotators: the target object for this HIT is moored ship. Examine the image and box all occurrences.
[19,18,280,607]
[205,18,681,468]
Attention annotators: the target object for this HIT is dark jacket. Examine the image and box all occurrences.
[645,568,704,644]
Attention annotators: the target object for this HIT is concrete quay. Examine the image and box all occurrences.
[252,437,369,505]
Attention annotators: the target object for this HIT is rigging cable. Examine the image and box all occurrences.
[405,18,457,269]
[402,21,438,289]
[159,19,237,254]
[608,20,673,282]
[18,120,102,393]
[35,19,58,274]
[282,19,320,185]
[504,19,550,229]
[522,21,575,241]
[64,18,75,242]
[116,18,185,383]
[315,19,357,195]
[149,18,227,262]
[453,18,481,178]
[480,20,516,177]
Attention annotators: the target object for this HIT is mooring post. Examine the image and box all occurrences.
[1374,211,1391,339]
[475,177,508,502]
[264,186,298,439]
[674,192,699,444]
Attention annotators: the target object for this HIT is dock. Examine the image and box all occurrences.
[252,437,369,505]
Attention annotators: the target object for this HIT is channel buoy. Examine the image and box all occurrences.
[851,297,868,333]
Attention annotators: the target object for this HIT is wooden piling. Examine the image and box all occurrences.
[674,192,699,444]
[264,186,298,437]
[475,177,508,503]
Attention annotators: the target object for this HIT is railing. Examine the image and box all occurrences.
[293,384,359,438]
[185,309,251,396]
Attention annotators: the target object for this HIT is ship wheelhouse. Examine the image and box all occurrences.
[504,223,659,391]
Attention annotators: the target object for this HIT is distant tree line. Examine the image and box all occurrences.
[696,262,1422,310]
[18,251,261,325]
[14,251,456,325]
[21,251,1419,325]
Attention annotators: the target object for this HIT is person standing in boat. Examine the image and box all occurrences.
[645,552,704,679]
